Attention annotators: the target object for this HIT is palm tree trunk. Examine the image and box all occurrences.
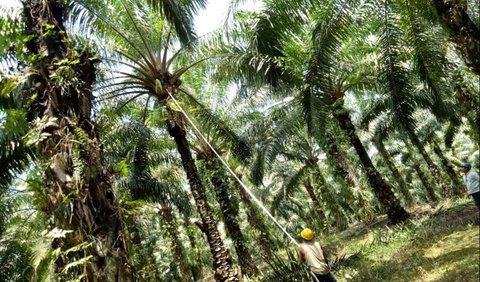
[313,170,349,231]
[23,1,132,280]
[324,143,359,207]
[332,143,362,189]
[207,160,259,277]
[332,103,409,223]
[407,129,453,197]
[160,207,190,282]
[430,140,465,196]
[376,140,414,206]
[166,119,238,282]
[326,142,375,222]
[235,176,276,260]
[184,221,205,281]
[412,161,438,202]
[432,0,480,75]
[303,178,329,233]
[455,86,480,144]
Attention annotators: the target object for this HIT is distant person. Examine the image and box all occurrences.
[459,162,480,209]
[298,228,336,282]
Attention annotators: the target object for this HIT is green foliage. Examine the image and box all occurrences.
[262,248,310,282]
[114,159,130,177]
[181,91,252,163]
[1,0,479,280]
[0,76,36,189]
[0,6,34,67]
[145,0,206,45]
[336,200,479,281]
[0,240,33,282]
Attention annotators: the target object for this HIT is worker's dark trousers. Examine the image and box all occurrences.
[470,192,480,209]
[312,272,336,282]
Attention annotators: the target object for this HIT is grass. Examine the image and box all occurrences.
[329,198,479,282]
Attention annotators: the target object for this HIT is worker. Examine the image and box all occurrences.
[298,228,336,282]
[459,162,480,209]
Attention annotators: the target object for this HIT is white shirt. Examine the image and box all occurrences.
[299,241,330,275]
[463,171,480,195]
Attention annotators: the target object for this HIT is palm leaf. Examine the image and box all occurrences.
[0,78,36,189]
[301,86,330,138]
[378,3,418,131]
[146,0,206,45]
[262,248,310,281]
[179,90,252,161]
[271,165,311,214]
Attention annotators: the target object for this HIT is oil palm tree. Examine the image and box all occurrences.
[249,109,350,232]
[0,76,35,195]
[0,8,36,229]
[209,0,410,223]
[398,0,479,147]
[372,132,415,206]
[179,85,260,276]
[415,115,465,196]
[105,118,195,281]
[2,0,135,279]
[361,2,457,198]
[400,150,438,202]
[453,72,480,145]
[80,1,239,279]
[303,0,410,223]
[430,0,480,75]
[323,141,376,223]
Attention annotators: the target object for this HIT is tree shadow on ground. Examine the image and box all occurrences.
[348,232,478,281]
[337,200,477,241]
[340,201,479,281]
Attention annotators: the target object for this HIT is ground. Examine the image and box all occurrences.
[328,198,479,282]
[204,199,479,282]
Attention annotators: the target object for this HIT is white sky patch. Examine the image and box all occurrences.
[1,0,20,8]
[194,0,231,37]
[194,0,263,36]
[2,0,262,36]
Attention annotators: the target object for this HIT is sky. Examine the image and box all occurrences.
[1,0,261,36]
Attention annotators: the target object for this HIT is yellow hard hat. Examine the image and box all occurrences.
[300,228,314,241]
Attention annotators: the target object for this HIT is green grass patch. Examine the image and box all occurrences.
[329,199,479,281]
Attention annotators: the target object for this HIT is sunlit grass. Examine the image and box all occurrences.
[329,199,479,281]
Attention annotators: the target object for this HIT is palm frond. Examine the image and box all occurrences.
[306,0,356,91]
[0,77,36,189]
[271,165,311,213]
[370,113,395,142]
[126,178,191,216]
[262,248,310,281]
[146,0,206,45]
[399,0,458,123]
[180,90,252,162]
[248,107,305,185]
[378,3,417,131]
[444,120,460,149]
[328,251,362,271]
[250,150,266,186]
[0,6,25,70]
[106,118,192,215]
[205,11,296,94]
[72,0,158,71]
[301,86,330,138]
[0,240,33,281]
[302,0,359,139]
